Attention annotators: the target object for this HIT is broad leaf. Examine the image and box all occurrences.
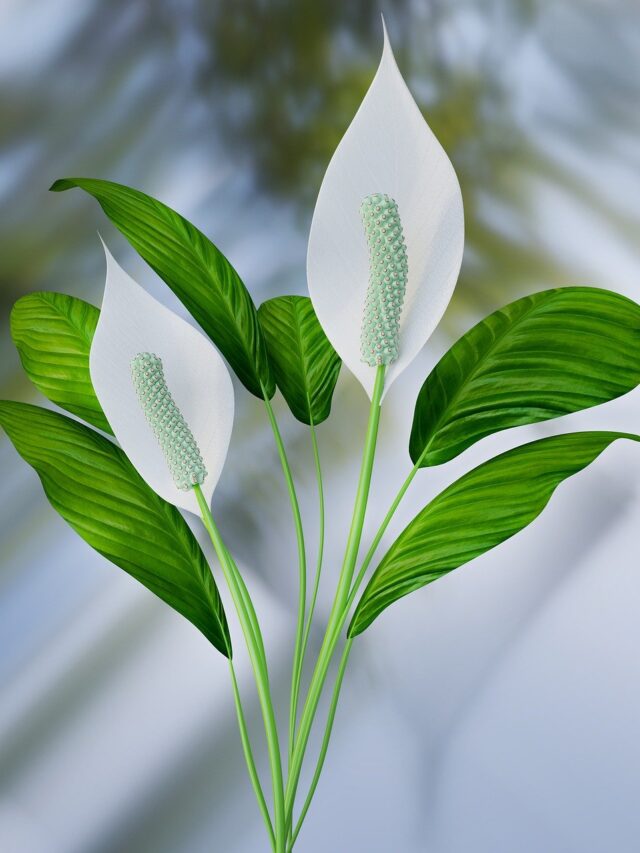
[410,288,640,466]
[0,401,231,656]
[11,291,111,433]
[349,431,638,637]
[50,177,274,399]
[258,296,341,425]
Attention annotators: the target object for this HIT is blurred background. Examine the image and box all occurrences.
[2,1,640,851]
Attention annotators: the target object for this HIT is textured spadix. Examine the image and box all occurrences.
[360,192,409,366]
[90,242,234,514]
[130,353,208,491]
[307,22,464,399]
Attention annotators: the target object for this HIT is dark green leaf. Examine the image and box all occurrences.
[50,177,274,399]
[410,287,640,466]
[10,291,111,434]
[349,431,638,637]
[0,401,231,656]
[258,296,341,425]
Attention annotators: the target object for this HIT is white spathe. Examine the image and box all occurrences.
[307,21,465,399]
[90,241,234,514]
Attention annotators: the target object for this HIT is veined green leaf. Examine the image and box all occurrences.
[50,177,274,399]
[410,288,640,466]
[349,431,638,637]
[258,296,341,425]
[10,291,111,433]
[0,401,231,656]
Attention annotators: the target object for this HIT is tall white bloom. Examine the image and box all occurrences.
[307,21,464,399]
[90,241,234,514]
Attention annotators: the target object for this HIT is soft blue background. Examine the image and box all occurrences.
[1,2,640,851]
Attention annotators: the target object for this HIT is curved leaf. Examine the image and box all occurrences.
[50,177,274,399]
[11,292,111,433]
[0,401,231,656]
[410,287,640,466]
[258,296,341,425]
[349,431,638,637]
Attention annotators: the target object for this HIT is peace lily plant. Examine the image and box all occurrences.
[3,23,640,852]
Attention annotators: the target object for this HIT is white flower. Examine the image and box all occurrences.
[90,240,234,514]
[307,20,464,399]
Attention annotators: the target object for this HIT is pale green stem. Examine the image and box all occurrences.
[296,417,325,706]
[333,366,386,613]
[228,660,275,851]
[221,540,268,673]
[285,365,386,827]
[287,639,353,851]
[261,388,308,767]
[286,438,421,843]
[347,457,422,607]
[194,486,286,853]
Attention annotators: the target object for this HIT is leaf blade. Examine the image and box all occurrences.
[349,431,638,637]
[50,177,274,398]
[0,401,231,656]
[258,296,341,424]
[11,292,111,433]
[410,287,640,466]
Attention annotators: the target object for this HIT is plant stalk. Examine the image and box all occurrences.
[287,639,353,850]
[228,659,275,851]
[284,365,385,827]
[295,417,325,712]
[194,486,287,853]
[261,389,308,768]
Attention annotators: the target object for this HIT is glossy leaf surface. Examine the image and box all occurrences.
[0,401,231,656]
[11,292,110,433]
[258,296,341,424]
[410,287,640,466]
[50,177,274,398]
[350,431,638,636]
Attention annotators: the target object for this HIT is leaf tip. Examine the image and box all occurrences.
[49,178,76,193]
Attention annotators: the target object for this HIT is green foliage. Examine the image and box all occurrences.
[50,177,275,399]
[11,292,110,433]
[258,296,341,425]
[349,431,638,636]
[0,401,231,656]
[410,287,640,467]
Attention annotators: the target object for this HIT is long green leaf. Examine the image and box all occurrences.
[0,401,231,656]
[258,296,341,425]
[349,431,638,637]
[11,291,111,433]
[50,177,274,399]
[410,288,640,466]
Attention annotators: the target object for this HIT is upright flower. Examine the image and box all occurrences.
[307,21,464,399]
[90,241,234,514]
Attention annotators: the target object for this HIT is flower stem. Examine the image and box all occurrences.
[261,389,308,768]
[284,365,386,828]
[296,417,325,707]
[221,540,268,672]
[287,639,353,851]
[347,456,422,606]
[194,486,286,853]
[285,453,426,844]
[334,366,386,612]
[228,659,276,851]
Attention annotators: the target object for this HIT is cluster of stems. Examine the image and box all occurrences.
[194,365,424,851]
